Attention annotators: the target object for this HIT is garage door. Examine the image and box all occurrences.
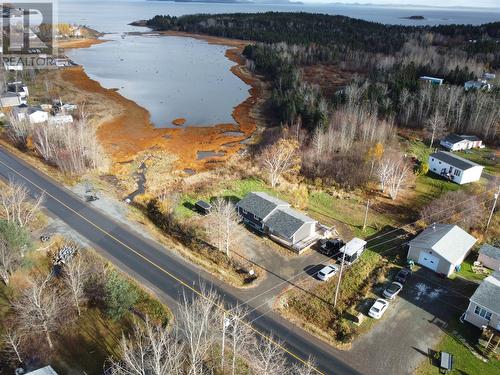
[418,252,439,272]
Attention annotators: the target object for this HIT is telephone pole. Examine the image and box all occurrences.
[486,185,500,230]
[362,199,370,232]
[334,249,346,308]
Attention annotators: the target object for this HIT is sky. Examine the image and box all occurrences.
[304,0,500,8]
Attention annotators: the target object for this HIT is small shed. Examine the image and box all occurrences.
[478,244,500,271]
[195,200,212,215]
[338,238,367,264]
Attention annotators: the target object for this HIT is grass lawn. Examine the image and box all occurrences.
[454,147,499,176]
[416,320,500,375]
[413,173,461,207]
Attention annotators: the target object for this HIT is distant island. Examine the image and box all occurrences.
[401,15,426,20]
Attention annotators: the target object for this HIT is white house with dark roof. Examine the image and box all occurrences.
[464,272,500,331]
[407,224,477,276]
[440,134,483,151]
[429,151,484,184]
[479,244,500,271]
[236,192,329,253]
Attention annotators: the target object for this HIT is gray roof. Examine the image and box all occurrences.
[470,272,500,314]
[236,192,289,220]
[442,134,465,144]
[409,224,477,264]
[26,366,58,375]
[430,151,482,171]
[265,207,316,239]
[479,244,500,261]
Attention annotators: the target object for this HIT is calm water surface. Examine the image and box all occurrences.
[59,1,500,128]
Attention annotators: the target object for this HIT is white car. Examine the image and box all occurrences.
[316,264,339,281]
[368,298,389,319]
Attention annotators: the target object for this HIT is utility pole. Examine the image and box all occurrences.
[486,185,500,230]
[362,199,370,232]
[334,249,346,308]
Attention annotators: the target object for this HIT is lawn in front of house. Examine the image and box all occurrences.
[415,319,500,375]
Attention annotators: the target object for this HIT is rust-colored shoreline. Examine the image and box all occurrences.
[60,32,260,172]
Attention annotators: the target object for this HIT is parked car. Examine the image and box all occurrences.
[316,264,339,281]
[319,239,345,256]
[395,268,412,284]
[368,298,389,319]
[383,281,403,300]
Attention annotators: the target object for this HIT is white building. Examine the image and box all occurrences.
[464,80,492,91]
[7,81,29,99]
[12,104,49,124]
[0,92,25,108]
[429,151,484,185]
[48,114,73,126]
[440,134,483,151]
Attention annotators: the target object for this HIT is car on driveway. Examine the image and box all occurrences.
[316,264,339,281]
[395,268,412,284]
[368,298,389,319]
[319,239,345,257]
[383,281,403,300]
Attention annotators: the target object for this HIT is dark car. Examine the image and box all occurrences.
[319,239,345,257]
[395,268,412,284]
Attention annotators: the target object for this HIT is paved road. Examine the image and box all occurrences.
[0,147,360,375]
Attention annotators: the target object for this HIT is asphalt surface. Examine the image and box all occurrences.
[0,147,360,375]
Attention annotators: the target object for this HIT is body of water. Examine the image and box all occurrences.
[67,33,250,127]
[59,0,500,128]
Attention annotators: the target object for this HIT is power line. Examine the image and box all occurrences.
[228,188,496,316]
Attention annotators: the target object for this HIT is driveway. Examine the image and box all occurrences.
[232,229,334,307]
[348,268,475,375]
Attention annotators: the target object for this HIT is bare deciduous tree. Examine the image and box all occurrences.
[0,179,44,227]
[108,318,184,375]
[227,306,253,375]
[205,198,240,257]
[261,138,301,188]
[1,324,24,364]
[425,110,446,149]
[63,250,88,316]
[0,237,22,285]
[377,153,412,200]
[251,334,289,375]
[177,289,220,375]
[13,274,66,349]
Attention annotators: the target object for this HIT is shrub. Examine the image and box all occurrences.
[414,161,429,176]
[104,270,139,320]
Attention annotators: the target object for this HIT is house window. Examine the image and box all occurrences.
[474,305,492,320]
[454,169,461,176]
[241,208,247,215]
[431,158,434,161]
[438,161,441,164]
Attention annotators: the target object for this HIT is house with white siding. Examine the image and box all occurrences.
[428,151,484,184]
[440,134,483,151]
[464,272,500,331]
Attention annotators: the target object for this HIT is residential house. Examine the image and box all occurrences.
[464,80,492,91]
[419,76,444,85]
[236,192,329,253]
[0,92,25,108]
[12,104,49,124]
[428,151,484,184]
[7,81,29,99]
[478,244,500,271]
[483,72,496,81]
[25,366,59,375]
[3,60,23,71]
[48,114,73,126]
[440,134,483,151]
[407,224,477,276]
[464,272,500,331]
